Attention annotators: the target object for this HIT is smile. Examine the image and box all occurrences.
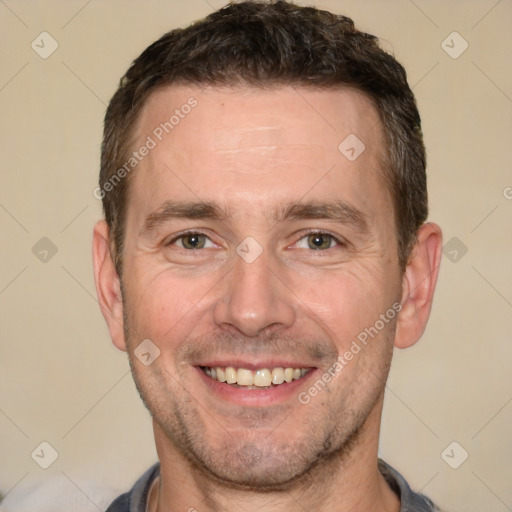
[200,366,310,388]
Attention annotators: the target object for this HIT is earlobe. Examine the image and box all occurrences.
[92,220,126,351]
[394,222,443,349]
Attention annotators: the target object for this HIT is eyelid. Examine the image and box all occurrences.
[292,230,347,249]
[165,230,217,248]
[164,229,347,250]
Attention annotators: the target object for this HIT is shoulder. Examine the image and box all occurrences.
[105,464,160,512]
[378,459,441,512]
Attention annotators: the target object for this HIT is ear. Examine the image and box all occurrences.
[394,222,442,349]
[92,220,126,351]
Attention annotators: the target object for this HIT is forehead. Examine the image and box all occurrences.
[135,83,383,152]
[127,84,391,225]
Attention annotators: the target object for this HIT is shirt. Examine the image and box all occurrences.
[105,459,440,512]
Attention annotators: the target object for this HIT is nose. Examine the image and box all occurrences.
[213,248,296,338]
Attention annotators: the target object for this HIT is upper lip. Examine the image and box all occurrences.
[195,360,315,371]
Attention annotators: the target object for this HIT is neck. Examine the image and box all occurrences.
[151,402,400,512]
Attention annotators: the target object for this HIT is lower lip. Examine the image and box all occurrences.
[195,367,317,406]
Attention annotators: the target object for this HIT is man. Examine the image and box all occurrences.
[93,1,443,510]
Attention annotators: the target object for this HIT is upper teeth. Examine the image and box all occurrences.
[203,366,309,387]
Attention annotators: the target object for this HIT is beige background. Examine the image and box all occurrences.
[0,0,511,510]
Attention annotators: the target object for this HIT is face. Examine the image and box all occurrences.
[117,85,403,488]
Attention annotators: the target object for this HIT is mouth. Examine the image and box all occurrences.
[199,365,311,389]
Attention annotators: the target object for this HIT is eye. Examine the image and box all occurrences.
[171,233,214,250]
[295,233,340,250]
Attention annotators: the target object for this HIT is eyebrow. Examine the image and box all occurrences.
[140,199,369,235]
[141,200,230,234]
[277,200,369,233]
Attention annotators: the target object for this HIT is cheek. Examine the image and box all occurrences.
[288,261,398,344]
[122,264,216,343]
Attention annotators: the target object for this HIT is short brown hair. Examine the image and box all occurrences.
[100,0,427,273]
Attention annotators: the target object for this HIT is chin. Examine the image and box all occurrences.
[165,416,363,493]
[187,439,323,491]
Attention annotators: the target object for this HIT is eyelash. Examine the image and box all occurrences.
[166,230,345,251]
[166,230,216,249]
[294,231,344,250]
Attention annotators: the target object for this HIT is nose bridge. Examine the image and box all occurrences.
[213,244,295,337]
